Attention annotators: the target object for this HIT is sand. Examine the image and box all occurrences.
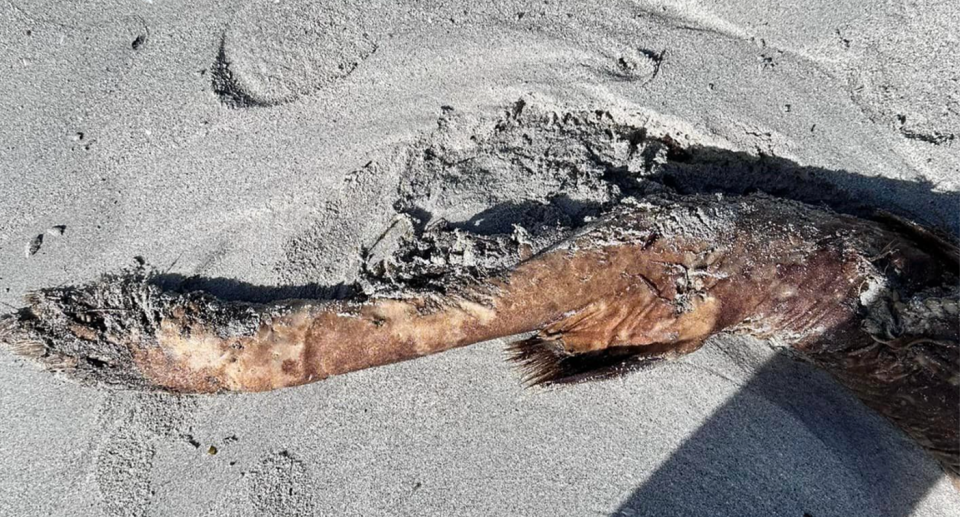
[1,0,958,515]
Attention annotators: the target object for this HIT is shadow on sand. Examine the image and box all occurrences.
[612,353,946,517]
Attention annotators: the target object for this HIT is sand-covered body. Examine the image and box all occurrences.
[2,193,958,474]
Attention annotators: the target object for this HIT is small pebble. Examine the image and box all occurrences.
[207,445,218,455]
[25,234,43,256]
[46,225,66,236]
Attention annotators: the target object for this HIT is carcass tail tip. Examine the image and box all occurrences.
[0,301,158,393]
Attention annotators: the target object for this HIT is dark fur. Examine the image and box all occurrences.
[508,336,666,386]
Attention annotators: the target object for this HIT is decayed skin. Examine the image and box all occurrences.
[1,193,957,475]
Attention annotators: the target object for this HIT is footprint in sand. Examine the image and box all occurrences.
[93,393,197,517]
[213,0,378,108]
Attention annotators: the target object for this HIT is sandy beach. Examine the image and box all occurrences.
[1,0,958,515]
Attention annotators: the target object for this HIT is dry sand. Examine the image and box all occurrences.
[1,0,958,515]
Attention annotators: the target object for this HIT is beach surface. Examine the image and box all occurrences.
[1,1,958,515]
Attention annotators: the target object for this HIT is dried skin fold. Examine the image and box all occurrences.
[1,193,958,474]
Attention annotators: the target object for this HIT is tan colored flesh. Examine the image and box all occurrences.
[132,240,724,393]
